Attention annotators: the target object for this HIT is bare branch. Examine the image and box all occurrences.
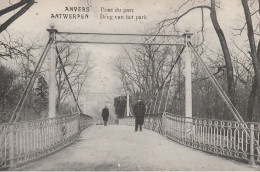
[0,0,28,17]
[158,5,211,29]
[0,0,36,33]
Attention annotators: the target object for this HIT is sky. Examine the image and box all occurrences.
[0,0,251,118]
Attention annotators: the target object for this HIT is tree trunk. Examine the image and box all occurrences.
[241,0,260,121]
[210,0,236,107]
[247,77,256,121]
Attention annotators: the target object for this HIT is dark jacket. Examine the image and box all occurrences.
[133,101,146,117]
[102,107,109,121]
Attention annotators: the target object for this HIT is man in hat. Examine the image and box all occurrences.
[101,106,109,126]
[133,97,146,132]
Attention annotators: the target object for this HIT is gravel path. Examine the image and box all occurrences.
[16,125,259,171]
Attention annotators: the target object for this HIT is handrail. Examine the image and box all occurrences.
[0,113,93,170]
[119,112,260,165]
[165,112,260,125]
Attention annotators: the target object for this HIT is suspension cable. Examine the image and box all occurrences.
[152,93,159,114]
[163,72,174,113]
[157,85,165,113]
[188,42,244,122]
[10,39,52,123]
[146,45,185,111]
[189,42,260,149]
[55,45,82,114]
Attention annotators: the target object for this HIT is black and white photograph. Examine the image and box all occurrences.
[0,0,260,171]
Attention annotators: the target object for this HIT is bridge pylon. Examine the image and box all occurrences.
[47,26,58,118]
[183,32,193,119]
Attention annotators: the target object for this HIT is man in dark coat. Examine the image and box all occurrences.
[102,106,109,126]
[133,98,146,132]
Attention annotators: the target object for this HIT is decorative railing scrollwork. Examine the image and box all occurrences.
[119,112,260,165]
[119,113,163,133]
[144,113,163,134]
[0,113,93,170]
[79,113,93,131]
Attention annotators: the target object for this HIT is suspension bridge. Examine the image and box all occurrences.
[0,26,260,170]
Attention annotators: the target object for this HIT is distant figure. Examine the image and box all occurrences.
[102,106,109,126]
[133,97,146,132]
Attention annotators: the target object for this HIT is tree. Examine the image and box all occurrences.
[114,43,177,103]
[114,96,127,119]
[240,0,260,121]
[158,0,236,110]
[33,75,48,114]
[0,0,36,33]
[56,44,93,112]
[0,65,17,111]
[155,0,260,122]
[0,65,24,123]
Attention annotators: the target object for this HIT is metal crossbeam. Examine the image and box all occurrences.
[55,32,186,45]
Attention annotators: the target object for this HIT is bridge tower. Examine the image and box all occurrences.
[47,26,58,118]
[183,32,193,118]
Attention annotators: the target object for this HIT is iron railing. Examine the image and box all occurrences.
[79,113,93,130]
[119,112,260,165]
[0,113,93,170]
[119,113,163,134]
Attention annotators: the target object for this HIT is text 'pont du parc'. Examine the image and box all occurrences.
[100,7,148,21]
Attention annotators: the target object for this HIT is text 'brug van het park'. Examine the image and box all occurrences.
[100,7,148,21]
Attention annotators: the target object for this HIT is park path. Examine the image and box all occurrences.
[17,125,259,171]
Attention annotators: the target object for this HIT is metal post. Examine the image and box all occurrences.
[183,32,193,142]
[47,26,58,118]
[9,124,15,169]
[161,112,167,137]
[158,87,165,113]
[178,53,182,114]
[126,93,130,116]
[183,32,193,118]
[148,101,153,114]
[152,96,158,114]
[163,74,173,112]
[249,123,256,165]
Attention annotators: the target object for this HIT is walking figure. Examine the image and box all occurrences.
[133,97,146,132]
[102,106,109,126]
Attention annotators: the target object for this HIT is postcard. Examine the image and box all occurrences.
[0,0,259,171]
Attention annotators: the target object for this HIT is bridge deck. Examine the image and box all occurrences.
[17,125,257,171]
